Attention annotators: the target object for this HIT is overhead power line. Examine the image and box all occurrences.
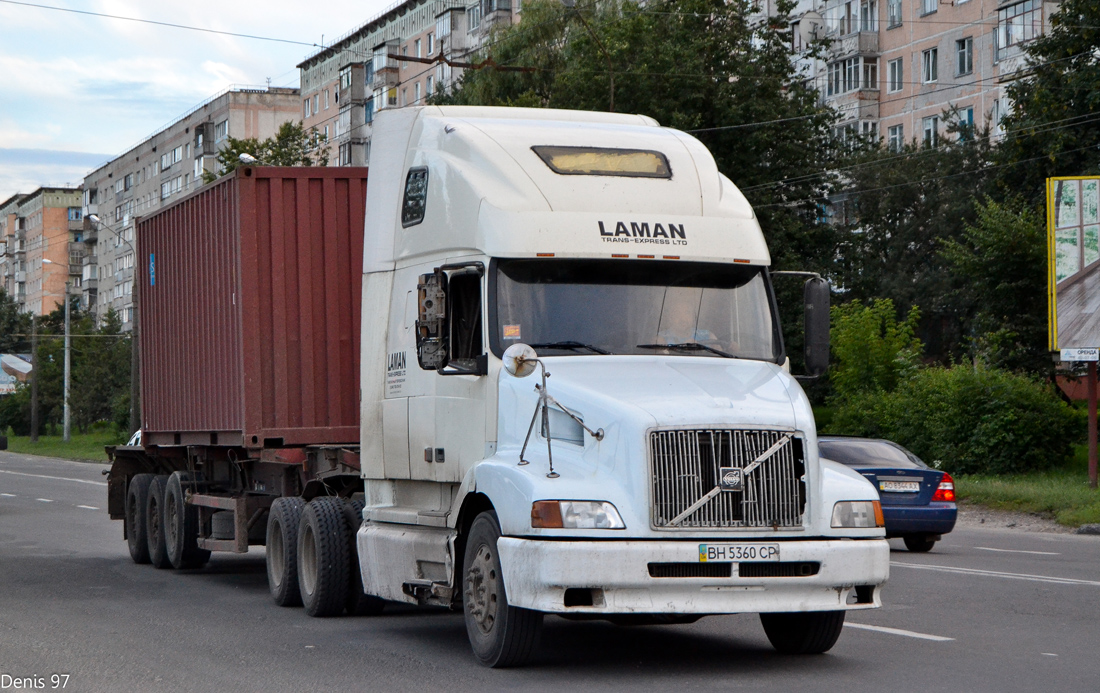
[0,0,321,47]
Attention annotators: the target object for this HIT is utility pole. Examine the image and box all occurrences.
[30,314,38,443]
[63,281,71,442]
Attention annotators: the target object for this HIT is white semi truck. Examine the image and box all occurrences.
[109,105,888,668]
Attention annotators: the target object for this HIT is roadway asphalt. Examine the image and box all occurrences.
[2,450,1098,692]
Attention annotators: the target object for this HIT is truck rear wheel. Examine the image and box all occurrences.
[164,471,211,570]
[146,475,171,569]
[759,610,845,654]
[125,474,154,564]
[298,497,349,617]
[266,497,306,607]
[462,512,543,667]
[343,499,385,616]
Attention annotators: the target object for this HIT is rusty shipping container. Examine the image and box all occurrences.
[136,166,368,448]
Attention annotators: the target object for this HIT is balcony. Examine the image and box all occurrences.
[830,30,878,58]
[15,270,25,283]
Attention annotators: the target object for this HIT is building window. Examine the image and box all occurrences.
[313,95,319,114]
[921,0,938,15]
[992,98,1007,137]
[887,0,902,27]
[922,48,938,83]
[215,120,228,142]
[402,88,408,107]
[957,106,975,139]
[401,45,407,69]
[827,57,877,96]
[860,1,876,31]
[922,115,939,147]
[427,75,434,96]
[956,37,973,75]
[887,58,903,93]
[427,32,434,54]
[324,89,329,109]
[415,38,422,58]
[468,3,481,30]
[304,98,311,118]
[997,0,1042,59]
[415,82,422,104]
[68,207,82,221]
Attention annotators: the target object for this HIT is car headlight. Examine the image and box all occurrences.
[531,500,626,529]
[831,500,885,528]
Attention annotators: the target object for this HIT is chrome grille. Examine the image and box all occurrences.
[650,429,805,529]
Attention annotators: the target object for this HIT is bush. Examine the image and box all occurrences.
[826,364,1081,475]
[829,298,922,399]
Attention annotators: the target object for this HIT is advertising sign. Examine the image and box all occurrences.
[0,354,32,395]
[1049,176,1100,353]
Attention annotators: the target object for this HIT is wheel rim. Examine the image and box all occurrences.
[465,543,499,635]
[300,522,317,595]
[165,492,178,552]
[148,495,160,546]
[269,521,285,587]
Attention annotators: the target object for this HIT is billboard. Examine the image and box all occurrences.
[1049,176,1100,352]
[0,354,32,395]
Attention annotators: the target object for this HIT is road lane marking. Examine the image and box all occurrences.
[975,546,1060,556]
[0,492,15,497]
[845,622,954,642]
[893,561,1100,586]
[0,469,107,487]
[36,498,53,502]
[1042,653,1058,657]
[77,505,99,510]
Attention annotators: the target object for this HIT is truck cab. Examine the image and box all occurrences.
[354,106,888,666]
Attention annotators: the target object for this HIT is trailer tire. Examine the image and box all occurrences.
[146,475,172,569]
[462,511,543,668]
[342,499,385,616]
[164,471,211,570]
[298,497,349,617]
[125,473,154,564]
[760,610,846,654]
[266,497,306,607]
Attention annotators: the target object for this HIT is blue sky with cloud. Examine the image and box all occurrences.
[0,0,390,201]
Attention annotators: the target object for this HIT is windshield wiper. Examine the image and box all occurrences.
[528,341,612,355]
[636,342,738,358]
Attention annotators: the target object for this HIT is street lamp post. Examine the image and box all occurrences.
[88,214,140,435]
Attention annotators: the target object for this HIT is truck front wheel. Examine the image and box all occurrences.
[266,497,305,606]
[125,473,154,564]
[462,512,543,667]
[759,610,845,654]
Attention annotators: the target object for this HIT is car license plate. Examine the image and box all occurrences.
[880,480,920,493]
[698,544,780,562]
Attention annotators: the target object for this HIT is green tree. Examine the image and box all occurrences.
[829,298,922,400]
[0,287,31,353]
[940,198,1048,371]
[205,121,330,182]
[71,308,131,432]
[995,0,1100,202]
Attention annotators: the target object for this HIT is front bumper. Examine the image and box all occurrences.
[497,537,890,614]
[883,502,957,537]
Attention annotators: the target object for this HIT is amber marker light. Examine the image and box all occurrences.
[536,252,555,257]
[532,500,564,528]
[663,255,679,260]
[873,501,885,528]
[611,254,629,258]
[733,258,751,264]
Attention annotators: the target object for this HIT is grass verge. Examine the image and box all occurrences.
[2,432,122,463]
[956,445,1100,527]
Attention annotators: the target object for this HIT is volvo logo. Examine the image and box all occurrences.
[719,467,743,491]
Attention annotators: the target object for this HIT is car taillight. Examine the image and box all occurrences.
[932,472,955,502]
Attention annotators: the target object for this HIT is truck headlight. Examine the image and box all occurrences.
[831,500,885,528]
[531,500,626,529]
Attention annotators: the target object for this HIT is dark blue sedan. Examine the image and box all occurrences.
[819,437,957,552]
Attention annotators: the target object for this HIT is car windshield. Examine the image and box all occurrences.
[493,259,780,360]
[818,438,928,469]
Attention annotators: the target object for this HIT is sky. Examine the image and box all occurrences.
[0,0,394,202]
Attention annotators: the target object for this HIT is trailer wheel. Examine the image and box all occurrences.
[462,511,543,668]
[146,475,172,569]
[266,497,306,607]
[125,474,154,564]
[164,471,211,570]
[759,610,846,654]
[343,499,385,616]
[297,497,349,617]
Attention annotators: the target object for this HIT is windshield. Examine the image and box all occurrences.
[492,259,781,360]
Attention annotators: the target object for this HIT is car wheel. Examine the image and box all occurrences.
[760,611,845,654]
[343,498,385,616]
[125,473,154,564]
[164,471,211,570]
[903,534,937,553]
[146,475,171,569]
[266,497,306,607]
[463,511,543,667]
[297,497,350,617]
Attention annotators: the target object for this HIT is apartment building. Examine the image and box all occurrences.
[297,0,516,167]
[788,0,1057,149]
[0,187,83,316]
[81,86,301,327]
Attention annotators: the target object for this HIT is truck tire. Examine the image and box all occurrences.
[760,610,846,654]
[125,473,154,564]
[266,497,306,607]
[297,497,349,617]
[145,475,172,569]
[903,534,937,553]
[342,499,385,616]
[164,471,211,570]
[462,511,543,667]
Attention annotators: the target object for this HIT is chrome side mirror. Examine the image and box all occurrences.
[502,343,538,378]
